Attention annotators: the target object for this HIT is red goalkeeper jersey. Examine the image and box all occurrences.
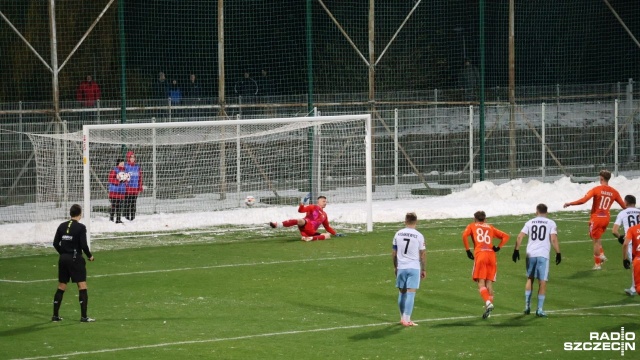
[298,204,336,235]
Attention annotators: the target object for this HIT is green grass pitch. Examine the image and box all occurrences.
[0,210,638,359]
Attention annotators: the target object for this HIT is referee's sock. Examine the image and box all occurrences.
[53,289,64,317]
[79,289,88,318]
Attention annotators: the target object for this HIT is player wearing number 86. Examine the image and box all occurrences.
[563,170,625,270]
[392,212,425,327]
[462,211,510,319]
[513,204,561,317]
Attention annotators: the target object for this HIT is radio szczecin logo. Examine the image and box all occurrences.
[564,327,635,356]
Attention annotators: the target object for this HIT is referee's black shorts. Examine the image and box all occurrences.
[58,254,87,283]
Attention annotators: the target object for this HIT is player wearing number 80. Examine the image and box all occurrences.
[563,170,625,270]
[392,212,426,327]
[462,211,510,319]
[513,204,561,317]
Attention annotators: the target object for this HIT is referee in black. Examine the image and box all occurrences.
[52,204,95,322]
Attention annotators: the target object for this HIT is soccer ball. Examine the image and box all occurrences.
[245,196,256,207]
[117,171,130,181]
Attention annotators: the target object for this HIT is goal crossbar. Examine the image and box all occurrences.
[80,115,373,246]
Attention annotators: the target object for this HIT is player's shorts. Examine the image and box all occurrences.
[472,251,497,282]
[298,220,320,237]
[588,217,610,240]
[58,254,87,283]
[525,256,549,281]
[396,268,421,289]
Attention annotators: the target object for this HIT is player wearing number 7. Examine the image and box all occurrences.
[512,204,561,318]
[563,170,625,270]
[392,212,426,327]
[462,211,510,319]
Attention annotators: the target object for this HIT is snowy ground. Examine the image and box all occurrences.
[2,175,639,246]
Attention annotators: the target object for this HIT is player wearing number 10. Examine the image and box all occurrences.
[392,212,426,327]
[462,211,510,319]
[512,204,561,318]
[563,170,625,270]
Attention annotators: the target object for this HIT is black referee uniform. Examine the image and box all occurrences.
[52,217,95,322]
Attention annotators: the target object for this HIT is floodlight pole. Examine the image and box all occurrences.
[508,0,516,179]
[48,0,60,123]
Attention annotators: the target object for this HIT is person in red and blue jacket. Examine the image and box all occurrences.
[108,159,127,223]
[124,151,143,221]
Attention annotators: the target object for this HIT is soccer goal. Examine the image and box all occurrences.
[28,115,373,245]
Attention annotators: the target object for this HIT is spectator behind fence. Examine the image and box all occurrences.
[76,75,101,107]
[169,79,182,105]
[155,71,169,100]
[459,59,480,101]
[234,71,258,98]
[185,74,201,100]
[258,69,275,97]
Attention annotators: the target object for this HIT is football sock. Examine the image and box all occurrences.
[398,292,406,315]
[525,290,532,307]
[404,292,416,318]
[479,287,491,303]
[594,255,601,265]
[282,220,298,227]
[537,295,545,311]
[53,289,64,317]
[79,289,88,318]
[312,235,326,241]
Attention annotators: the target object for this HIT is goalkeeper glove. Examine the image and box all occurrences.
[335,233,345,237]
[466,249,474,260]
[623,259,631,269]
[555,253,562,265]
[618,235,625,245]
[512,249,520,263]
[302,193,311,205]
[492,245,500,252]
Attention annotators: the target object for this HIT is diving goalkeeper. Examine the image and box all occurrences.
[269,195,341,241]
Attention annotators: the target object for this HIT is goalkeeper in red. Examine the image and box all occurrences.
[269,195,341,241]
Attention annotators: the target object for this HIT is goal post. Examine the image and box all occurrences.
[75,115,371,244]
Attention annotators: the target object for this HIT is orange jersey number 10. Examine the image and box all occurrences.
[598,196,612,210]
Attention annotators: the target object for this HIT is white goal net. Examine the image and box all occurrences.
[27,115,372,244]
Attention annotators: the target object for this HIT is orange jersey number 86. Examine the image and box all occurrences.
[476,228,491,244]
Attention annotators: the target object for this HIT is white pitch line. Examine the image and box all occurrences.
[0,238,615,284]
[1,253,391,284]
[10,303,640,360]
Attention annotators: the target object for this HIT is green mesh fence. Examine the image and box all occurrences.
[0,1,637,105]
[0,0,639,225]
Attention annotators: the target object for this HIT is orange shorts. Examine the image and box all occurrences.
[472,251,497,282]
[589,217,610,240]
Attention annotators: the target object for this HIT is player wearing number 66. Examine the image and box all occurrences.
[513,204,561,318]
[392,212,425,327]
[462,211,510,319]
